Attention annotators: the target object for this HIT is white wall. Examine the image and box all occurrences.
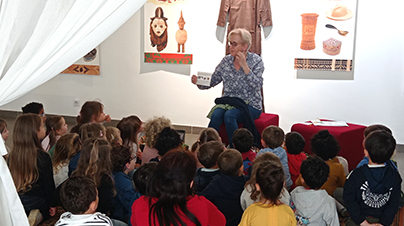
[2,0,404,143]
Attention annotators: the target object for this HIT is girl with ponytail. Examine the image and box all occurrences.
[71,138,114,216]
[70,101,111,134]
[41,115,68,153]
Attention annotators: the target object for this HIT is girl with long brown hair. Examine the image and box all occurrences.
[239,161,296,226]
[71,138,114,216]
[41,115,68,153]
[8,114,57,223]
[117,115,142,165]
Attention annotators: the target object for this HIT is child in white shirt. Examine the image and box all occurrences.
[55,176,113,226]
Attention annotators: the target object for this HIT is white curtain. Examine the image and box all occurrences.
[0,0,147,106]
[0,136,28,226]
[0,1,147,225]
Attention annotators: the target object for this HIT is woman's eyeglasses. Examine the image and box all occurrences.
[228,41,240,47]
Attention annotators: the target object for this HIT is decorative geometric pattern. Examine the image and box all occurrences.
[294,58,352,71]
[144,53,192,64]
[61,64,100,75]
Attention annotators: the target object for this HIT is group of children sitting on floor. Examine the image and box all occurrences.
[1,101,402,226]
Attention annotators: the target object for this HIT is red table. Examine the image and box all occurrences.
[291,121,366,171]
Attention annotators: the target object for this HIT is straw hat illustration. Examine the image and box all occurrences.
[326,5,352,21]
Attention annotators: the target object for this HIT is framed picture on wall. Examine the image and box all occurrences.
[61,47,100,75]
[143,0,193,64]
[293,0,358,79]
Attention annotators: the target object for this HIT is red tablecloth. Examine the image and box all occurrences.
[291,121,366,171]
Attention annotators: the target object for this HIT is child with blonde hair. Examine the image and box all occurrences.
[239,161,296,226]
[105,127,122,147]
[142,116,172,164]
[52,133,82,188]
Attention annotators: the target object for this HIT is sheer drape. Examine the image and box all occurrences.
[0,0,147,106]
[0,136,28,226]
[0,1,146,225]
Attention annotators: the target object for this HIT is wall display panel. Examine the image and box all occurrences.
[293,0,358,79]
[61,47,100,75]
[143,0,192,64]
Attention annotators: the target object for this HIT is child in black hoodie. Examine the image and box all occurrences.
[201,149,248,226]
[343,131,402,226]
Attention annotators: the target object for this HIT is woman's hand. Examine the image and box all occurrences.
[49,207,57,217]
[235,52,250,74]
[191,75,198,84]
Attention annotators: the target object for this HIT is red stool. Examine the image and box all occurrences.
[291,120,366,171]
[219,113,279,146]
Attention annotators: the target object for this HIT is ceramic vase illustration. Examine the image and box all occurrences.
[300,13,319,50]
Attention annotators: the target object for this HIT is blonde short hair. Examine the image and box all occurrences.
[228,28,252,51]
[144,116,172,148]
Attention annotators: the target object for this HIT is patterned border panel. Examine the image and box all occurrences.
[144,53,193,64]
[61,64,100,75]
[294,58,352,71]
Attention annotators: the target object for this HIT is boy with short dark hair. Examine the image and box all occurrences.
[194,141,224,194]
[257,125,292,189]
[344,131,402,226]
[110,145,136,222]
[284,131,307,190]
[290,156,339,226]
[233,128,256,175]
[201,149,247,226]
[22,102,46,122]
[56,176,113,226]
[357,124,393,168]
